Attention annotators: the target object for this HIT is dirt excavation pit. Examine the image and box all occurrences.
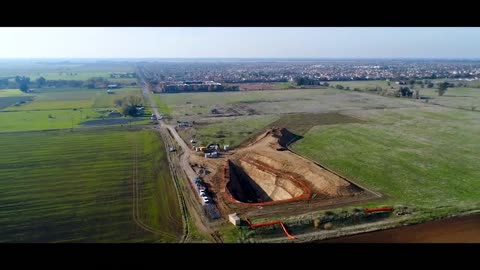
[227,159,311,204]
[224,128,364,206]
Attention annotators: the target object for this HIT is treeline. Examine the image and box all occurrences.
[0,76,136,92]
[158,84,240,93]
[293,77,330,86]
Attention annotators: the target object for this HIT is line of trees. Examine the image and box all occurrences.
[294,76,329,86]
[159,84,239,93]
[0,76,132,91]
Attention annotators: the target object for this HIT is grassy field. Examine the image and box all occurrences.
[185,114,279,147]
[291,107,480,209]
[33,88,99,101]
[331,80,392,90]
[157,88,424,120]
[0,128,182,243]
[0,87,150,132]
[5,100,94,111]
[269,112,363,135]
[0,61,134,79]
[0,89,34,97]
[93,88,143,108]
[418,87,480,110]
[0,109,101,132]
[186,113,363,147]
[152,94,173,115]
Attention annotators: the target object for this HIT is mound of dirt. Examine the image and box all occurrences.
[269,127,302,147]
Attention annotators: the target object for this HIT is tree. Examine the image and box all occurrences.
[121,95,144,117]
[399,87,413,97]
[36,77,46,88]
[335,84,344,90]
[427,82,434,88]
[15,76,30,92]
[437,81,449,96]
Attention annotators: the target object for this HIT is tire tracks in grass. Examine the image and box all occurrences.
[157,127,190,243]
[131,142,179,241]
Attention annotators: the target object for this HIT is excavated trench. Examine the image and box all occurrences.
[226,159,311,204]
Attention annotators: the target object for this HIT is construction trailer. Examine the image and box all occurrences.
[228,213,241,226]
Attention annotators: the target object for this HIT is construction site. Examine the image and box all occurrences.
[189,127,379,222]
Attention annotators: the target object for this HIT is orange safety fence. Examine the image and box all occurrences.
[245,218,296,240]
[364,206,394,213]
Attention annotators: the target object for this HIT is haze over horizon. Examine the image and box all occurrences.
[1,27,480,59]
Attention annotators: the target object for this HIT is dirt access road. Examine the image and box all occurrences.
[138,70,221,242]
[137,69,196,181]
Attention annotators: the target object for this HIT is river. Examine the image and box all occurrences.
[317,214,480,243]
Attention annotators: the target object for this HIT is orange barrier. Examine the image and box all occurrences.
[223,159,312,207]
[280,222,296,240]
[245,218,296,240]
[364,206,394,213]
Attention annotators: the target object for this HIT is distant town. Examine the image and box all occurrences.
[139,60,480,89]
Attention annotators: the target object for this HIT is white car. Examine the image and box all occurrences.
[201,197,210,204]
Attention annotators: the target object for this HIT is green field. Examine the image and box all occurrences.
[5,100,94,111]
[0,61,134,80]
[0,128,182,242]
[0,109,102,132]
[92,87,142,108]
[186,114,279,147]
[331,80,392,90]
[418,87,480,110]
[156,88,423,120]
[0,89,34,97]
[268,112,363,135]
[0,87,150,132]
[291,107,480,210]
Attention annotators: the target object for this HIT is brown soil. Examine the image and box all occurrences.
[231,128,362,199]
[188,127,377,218]
[318,214,480,243]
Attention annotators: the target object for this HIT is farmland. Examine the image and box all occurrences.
[0,62,183,243]
[0,128,183,243]
[0,86,149,132]
[159,88,425,148]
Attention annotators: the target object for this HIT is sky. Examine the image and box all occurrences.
[0,27,479,59]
